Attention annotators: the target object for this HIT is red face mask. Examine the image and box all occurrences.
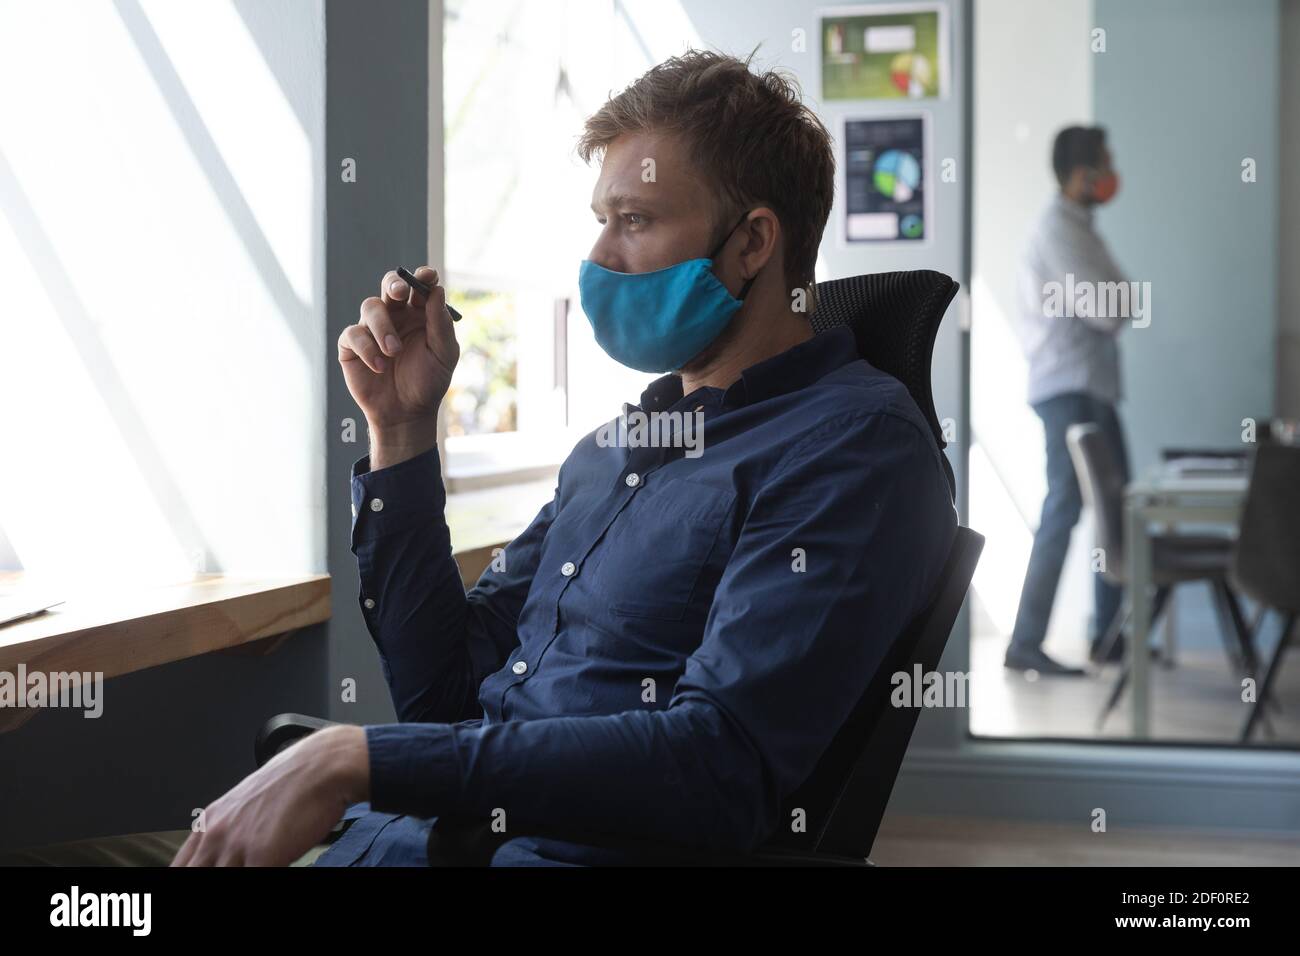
[1090,171,1120,204]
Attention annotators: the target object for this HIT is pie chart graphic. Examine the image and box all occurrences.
[872,149,921,203]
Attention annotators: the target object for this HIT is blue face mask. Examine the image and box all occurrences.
[578,210,758,373]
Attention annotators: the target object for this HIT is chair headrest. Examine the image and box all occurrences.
[810,271,960,498]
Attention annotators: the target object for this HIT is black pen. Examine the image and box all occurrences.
[396,266,461,322]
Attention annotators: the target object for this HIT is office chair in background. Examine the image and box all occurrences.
[1231,443,1300,742]
[256,270,983,866]
[1065,424,1257,732]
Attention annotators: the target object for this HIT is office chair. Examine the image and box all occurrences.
[811,270,959,499]
[257,270,983,865]
[1231,443,1300,742]
[1065,424,1256,731]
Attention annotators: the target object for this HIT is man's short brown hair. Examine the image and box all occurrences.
[576,47,835,311]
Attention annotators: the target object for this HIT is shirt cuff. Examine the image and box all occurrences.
[365,723,462,817]
[349,444,447,550]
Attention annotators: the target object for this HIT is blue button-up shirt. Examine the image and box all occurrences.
[314,325,957,866]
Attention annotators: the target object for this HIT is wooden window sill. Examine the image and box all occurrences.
[0,572,331,733]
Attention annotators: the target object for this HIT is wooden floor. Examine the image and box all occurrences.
[871,815,1300,866]
[892,596,1300,866]
[968,595,1298,745]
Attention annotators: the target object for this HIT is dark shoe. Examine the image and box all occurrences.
[1089,634,1163,665]
[1003,645,1087,676]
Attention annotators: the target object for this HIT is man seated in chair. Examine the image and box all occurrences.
[169,49,957,867]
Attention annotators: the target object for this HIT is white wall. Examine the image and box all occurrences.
[970,0,1094,641]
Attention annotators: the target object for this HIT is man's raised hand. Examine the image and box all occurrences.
[337,266,459,439]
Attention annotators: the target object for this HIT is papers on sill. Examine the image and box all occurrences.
[1164,456,1247,475]
[0,592,65,629]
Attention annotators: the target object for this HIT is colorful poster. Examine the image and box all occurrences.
[842,115,929,243]
[820,4,947,101]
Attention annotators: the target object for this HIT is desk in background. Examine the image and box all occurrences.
[1123,468,1249,737]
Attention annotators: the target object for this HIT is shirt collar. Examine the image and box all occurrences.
[636,325,859,412]
[1054,191,1094,225]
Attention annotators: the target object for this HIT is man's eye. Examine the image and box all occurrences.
[624,213,646,226]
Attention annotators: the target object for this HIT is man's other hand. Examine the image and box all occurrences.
[170,725,370,867]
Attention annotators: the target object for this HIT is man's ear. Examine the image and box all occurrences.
[1063,168,1090,202]
[738,208,774,282]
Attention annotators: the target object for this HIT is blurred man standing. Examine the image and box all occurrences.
[1006,126,1130,676]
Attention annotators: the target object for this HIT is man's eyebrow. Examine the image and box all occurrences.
[590,192,660,213]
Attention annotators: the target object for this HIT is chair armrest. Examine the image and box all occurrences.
[255,712,344,768]
[252,718,877,866]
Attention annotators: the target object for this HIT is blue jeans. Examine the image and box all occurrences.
[310,803,435,866]
[1010,392,1130,652]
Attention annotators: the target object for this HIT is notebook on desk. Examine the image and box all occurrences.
[1161,448,1249,477]
[0,593,65,628]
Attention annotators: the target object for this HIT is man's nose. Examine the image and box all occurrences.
[586,238,622,272]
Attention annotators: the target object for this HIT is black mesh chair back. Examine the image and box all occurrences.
[763,526,983,858]
[810,270,959,498]
[757,270,973,859]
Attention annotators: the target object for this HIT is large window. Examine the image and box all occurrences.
[0,0,324,588]
[441,0,701,489]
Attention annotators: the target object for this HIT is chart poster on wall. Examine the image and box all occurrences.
[819,4,948,101]
[841,115,929,244]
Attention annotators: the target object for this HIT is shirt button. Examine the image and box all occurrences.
[625,473,640,487]
[512,661,528,675]
[369,498,384,512]
[363,598,375,610]
[561,561,576,576]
